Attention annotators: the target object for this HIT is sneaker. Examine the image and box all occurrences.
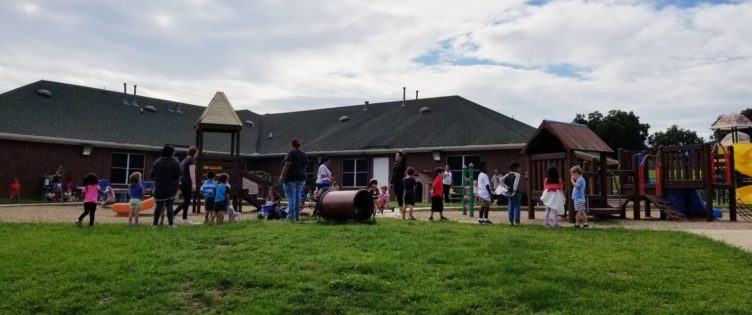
[429,217,434,221]
[478,220,485,224]
[440,216,448,221]
[408,217,417,221]
[486,220,494,225]
[75,220,82,228]
[583,224,590,228]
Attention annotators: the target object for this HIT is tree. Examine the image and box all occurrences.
[649,125,704,147]
[572,110,650,151]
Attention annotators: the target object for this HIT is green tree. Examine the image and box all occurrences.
[572,110,650,151]
[649,125,704,147]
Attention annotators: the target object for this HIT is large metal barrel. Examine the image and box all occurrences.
[319,189,374,221]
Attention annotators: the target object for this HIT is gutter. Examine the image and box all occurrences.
[0,132,526,158]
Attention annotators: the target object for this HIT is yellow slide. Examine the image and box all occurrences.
[733,143,752,204]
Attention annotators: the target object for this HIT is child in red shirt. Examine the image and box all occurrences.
[9,177,21,202]
[429,167,448,221]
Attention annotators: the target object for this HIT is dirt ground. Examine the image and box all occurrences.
[1,202,751,251]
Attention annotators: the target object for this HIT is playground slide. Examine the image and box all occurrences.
[732,143,752,205]
[111,197,156,216]
[665,189,722,218]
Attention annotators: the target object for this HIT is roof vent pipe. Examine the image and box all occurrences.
[122,83,129,105]
[402,87,406,107]
[415,90,419,100]
[363,101,369,111]
[133,84,138,107]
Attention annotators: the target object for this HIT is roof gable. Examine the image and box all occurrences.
[198,92,242,129]
[522,120,613,154]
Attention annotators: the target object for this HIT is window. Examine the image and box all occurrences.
[447,155,480,187]
[305,158,317,189]
[342,159,369,187]
[110,153,145,184]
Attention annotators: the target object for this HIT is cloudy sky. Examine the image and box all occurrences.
[1,0,750,138]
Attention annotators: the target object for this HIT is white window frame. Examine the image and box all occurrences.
[342,158,369,188]
[111,152,145,184]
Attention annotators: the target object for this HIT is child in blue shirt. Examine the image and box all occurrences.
[214,173,230,224]
[570,165,589,228]
[200,171,217,224]
[128,172,144,227]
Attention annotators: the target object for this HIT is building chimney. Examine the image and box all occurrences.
[364,101,369,111]
[415,90,419,100]
[133,84,138,106]
[402,87,406,107]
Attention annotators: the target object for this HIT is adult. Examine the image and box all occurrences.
[442,164,452,203]
[316,157,333,189]
[390,151,407,215]
[173,146,197,223]
[151,145,181,227]
[279,139,308,222]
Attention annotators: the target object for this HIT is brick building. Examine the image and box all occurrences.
[0,80,536,201]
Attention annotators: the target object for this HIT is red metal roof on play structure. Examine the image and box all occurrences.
[522,120,613,154]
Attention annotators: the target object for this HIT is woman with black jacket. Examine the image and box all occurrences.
[151,145,181,227]
[391,151,407,218]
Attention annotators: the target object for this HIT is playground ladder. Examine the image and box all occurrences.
[645,195,687,221]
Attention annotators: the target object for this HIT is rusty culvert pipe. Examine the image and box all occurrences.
[319,189,374,221]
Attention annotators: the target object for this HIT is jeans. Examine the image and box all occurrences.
[173,186,192,220]
[153,198,175,226]
[508,193,521,224]
[283,181,305,221]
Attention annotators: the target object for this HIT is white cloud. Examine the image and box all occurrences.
[0,0,750,139]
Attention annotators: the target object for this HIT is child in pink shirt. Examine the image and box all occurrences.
[76,173,101,227]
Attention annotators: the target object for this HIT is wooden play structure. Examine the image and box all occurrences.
[523,120,743,222]
[522,121,621,222]
[193,92,269,213]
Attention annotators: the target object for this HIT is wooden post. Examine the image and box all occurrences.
[633,153,641,220]
[566,150,576,223]
[729,146,737,222]
[527,155,535,219]
[599,152,608,207]
[705,144,714,221]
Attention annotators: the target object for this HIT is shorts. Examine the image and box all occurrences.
[404,194,415,206]
[204,198,215,212]
[431,196,443,212]
[478,198,492,208]
[214,200,228,212]
[129,199,142,212]
[574,199,587,212]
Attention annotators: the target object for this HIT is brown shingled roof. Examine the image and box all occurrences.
[521,120,613,154]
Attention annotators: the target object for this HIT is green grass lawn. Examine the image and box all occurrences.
[1,220,751,314]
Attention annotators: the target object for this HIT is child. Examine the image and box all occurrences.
[502,162,522,226]
[227,203,240,222]
[368,178,379,206]
[376,185,390,214]
[52,175,63,202]
[430,167,448,221]
[540,166,565,228]
[201,171,217,224]
[9,177,21,202]
[102,186,116,208]
[476,161,493,224]
[214,173,230,224]
[128,172,144,227]
[76,173,101,228]
[402,167,417,220]
[570,166,589,228]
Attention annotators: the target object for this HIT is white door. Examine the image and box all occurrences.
[372,157,390,188]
